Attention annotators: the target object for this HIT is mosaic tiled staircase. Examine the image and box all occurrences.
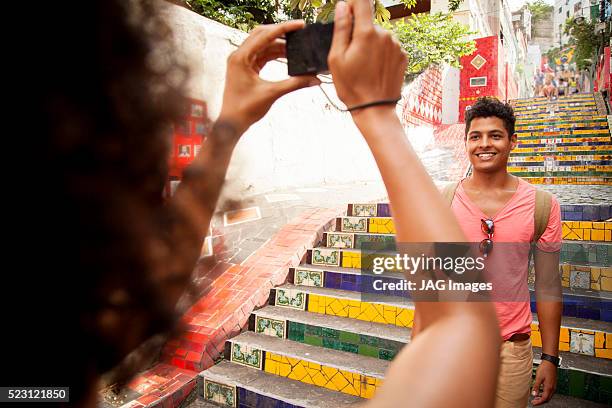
[509,94,612,185]
[194,201,612,407]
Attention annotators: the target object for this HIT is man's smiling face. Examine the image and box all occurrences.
[465,116,517,173]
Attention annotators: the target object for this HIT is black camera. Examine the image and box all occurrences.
[286,22,334,76]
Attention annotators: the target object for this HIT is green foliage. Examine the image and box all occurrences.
[186,0,280,31]
[527,0,553,23]
[382,12,476,78]
[563,17,608,70]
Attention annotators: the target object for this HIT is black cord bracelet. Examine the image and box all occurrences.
[346,98,401,112]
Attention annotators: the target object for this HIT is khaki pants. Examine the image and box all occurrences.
[495,338,533,408]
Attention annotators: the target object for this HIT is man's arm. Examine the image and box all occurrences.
[532,248,562,405]
[532,197,563,406]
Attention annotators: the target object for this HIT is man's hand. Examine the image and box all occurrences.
[531,360,557,405]
[218,21,320,135]
[328,0,407,110]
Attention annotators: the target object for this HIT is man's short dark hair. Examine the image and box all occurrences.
[465,97,515,138]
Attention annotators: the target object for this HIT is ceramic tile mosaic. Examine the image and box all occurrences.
[353,234,396,250]
[230,342,263,369]
[340,250,361,269]
[223,207,262,227]
[561,204,612,221]
[237,387,301,408]
[562,221,612,241]
[286,321,403,361]
[294,268,324,287]
[326,233,355,249]
[531,323,611,359]
[340,217,368,233]
[570,331,595,355]
[263,352,382,398]
[555,366,612,404]
[368,218,395,234]
[275,288,307,311]
[570,270,591,289]
[352,204,378,217]
[306,294,415,328]
[311,248,340,267]
[561,242,611,266]
[255,316,286,339]
[203,380,237,407]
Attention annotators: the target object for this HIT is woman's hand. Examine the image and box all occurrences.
[328,0,407,111]
[218,21,320,135]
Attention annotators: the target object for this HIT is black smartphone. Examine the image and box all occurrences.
[286,22,334,76]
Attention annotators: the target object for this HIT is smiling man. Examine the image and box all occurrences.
[441,97,563,407]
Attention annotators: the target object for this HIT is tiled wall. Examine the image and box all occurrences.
[458,36,500,120]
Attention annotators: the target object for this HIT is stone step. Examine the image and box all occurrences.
[513,146,612,155]
[512,150,612,157]
[509,170,611,179]
[516,137,610,145]
[225,331,388,398]
[516,118,606,126]
[509,155,612,163]
[508,166,612,177]
[346,203,612,222]
[521,177,612,185]
[270,284,612,360]
[250,305,408,361]
[198,360,363,407]
[291,263,611,320]
[515,112,601,120]
[334,216,395,235]
[562,222,612,242]
[515,141,612,149]
[533,348,612,405]
[516,127,609,134]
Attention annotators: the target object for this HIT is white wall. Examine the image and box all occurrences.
[441,66,460,124]
[164,3,383,195]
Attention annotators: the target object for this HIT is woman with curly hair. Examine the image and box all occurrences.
[5,0,498,406]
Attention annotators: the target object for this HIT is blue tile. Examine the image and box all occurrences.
[378,203,391,217]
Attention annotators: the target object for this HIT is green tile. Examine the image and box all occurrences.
[322,337,342,351]
[288,321,304,342]
[379,348,396,361]
[568,370,586,399]
[339,331,360,344]
[340,341,359,354]
[358,344,379,358]
[304,335,322,347]
[360,334,379,347]
[321,327,339,339]
[305,324,322,337]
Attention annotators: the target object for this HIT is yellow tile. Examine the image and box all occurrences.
[559,342,570,352]
[363,383,377,399]
[288,361,307,381]
[395,308,413,328]
[606,222,612,230]
[592,268,601,282]
[601,277,612,292]
[583,229,591,241]
[580,221,593,229]
[311,371,328,387]
[591,229,605,241]
[606,230,611,242]
[592,282,601,290]
[606,334,612,348]
[562,280,570,288]
[531,323,540,332]
[593,222,604,229]
[560,328,569,343]
[264,357,277,375]
[603,268,612,278]
[596,332,605,348]
[595,349,612,359]
[349,305,360,319]
[531,330,542,347]
[330,371,350,391]
[384,306,397,324]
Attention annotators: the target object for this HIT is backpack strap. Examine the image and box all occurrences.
[533,189,553,243]
[441,182,460,206]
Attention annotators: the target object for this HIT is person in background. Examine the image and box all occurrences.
[534,69,544,97]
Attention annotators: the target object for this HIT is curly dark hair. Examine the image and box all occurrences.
[5,1,202,405]
[464,97,516,138]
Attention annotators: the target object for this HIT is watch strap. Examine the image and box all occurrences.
[541,353,561,367]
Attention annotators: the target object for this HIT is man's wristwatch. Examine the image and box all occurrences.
[541,353,561,367]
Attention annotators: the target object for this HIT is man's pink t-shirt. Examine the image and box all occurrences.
[451,178,562,340]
